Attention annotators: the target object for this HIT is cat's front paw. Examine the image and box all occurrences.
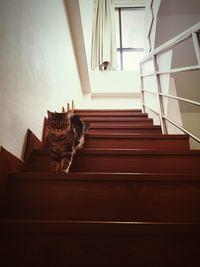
[62,168,69,174]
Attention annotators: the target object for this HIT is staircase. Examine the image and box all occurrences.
[1,109,200,267]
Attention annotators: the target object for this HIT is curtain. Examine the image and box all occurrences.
[91,0,117,70]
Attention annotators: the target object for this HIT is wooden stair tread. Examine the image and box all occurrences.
[33,148,200,155]
[80,148,200,155]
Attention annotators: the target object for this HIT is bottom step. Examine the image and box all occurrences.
[0,220,200,267]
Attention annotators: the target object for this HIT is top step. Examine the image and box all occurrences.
[75,109,142,113]
[75,110,145,117]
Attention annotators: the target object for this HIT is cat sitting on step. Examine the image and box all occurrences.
[99,61,110,71]
[47,110,90,173]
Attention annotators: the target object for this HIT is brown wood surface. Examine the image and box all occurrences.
[0,220,200,267]
[1,109,200,267]
[23,129,42,161]
[0,146,23,188]
[22,148,200,173]
[3,172,200,222]
[84,133,190,149]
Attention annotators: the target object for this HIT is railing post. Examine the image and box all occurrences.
[152,55,167,134]
[139,63,145,113]
[192,32,200,67]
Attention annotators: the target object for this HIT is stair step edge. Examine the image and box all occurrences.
[9,172,200,182]
[33,148,200,155]
[85,133,189,139]
[1,219,200,235]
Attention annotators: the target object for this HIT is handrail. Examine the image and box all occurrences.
[143,104,200,144]
[162,116,200,143]
[141,65,200,77]
[142,89,157,95]
[140,22,200,146]
[160,93,200,107]
[142,103,159,115]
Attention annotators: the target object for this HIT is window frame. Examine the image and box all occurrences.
[115,6,145,70]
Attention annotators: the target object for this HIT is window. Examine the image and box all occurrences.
[115,7,145,70]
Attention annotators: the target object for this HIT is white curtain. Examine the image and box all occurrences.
[91,0,117,70]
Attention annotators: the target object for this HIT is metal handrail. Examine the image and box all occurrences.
[160,93,200,107]
[142,89,157,95]
[140,22,200,145]
[142,103,159,114]
[163,116,200,143]
[140,65,200,77]
[143,104,200,143]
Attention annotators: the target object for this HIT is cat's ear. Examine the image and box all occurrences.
[47,110,53,119]
[62,107,66,113]
[64,111,71,119]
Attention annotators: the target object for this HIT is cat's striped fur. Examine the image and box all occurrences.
[47,110,89,173]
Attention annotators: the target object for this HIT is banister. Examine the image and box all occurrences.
[162,116,200,144]
[159,93,200,107]
[140,22,200,145]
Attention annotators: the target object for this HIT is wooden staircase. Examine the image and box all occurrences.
[1,109,200,267]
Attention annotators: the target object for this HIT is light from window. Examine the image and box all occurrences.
[115,7,145,70]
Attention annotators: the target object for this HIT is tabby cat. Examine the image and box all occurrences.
[99,61,110,71]
[47,110,89,173]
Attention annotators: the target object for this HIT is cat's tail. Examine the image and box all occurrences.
[84,122,90,133]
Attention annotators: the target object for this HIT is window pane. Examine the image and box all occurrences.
[123,51,145,70]
[117,51,121,70]
[121,9,145,48]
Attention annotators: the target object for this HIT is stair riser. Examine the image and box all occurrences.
[75,109,142,113]
[84,138,189,150]
[78,113,148,117]
[71,154,200,173]
[76,112,148,118]
[23,153,200,173]
[3,180,200,222]
[1,224,199,267]
[85,118,153,126]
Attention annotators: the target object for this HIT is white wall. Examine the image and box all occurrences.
[0,0,82,158]
[155,14,200,48]
[182,113,200,149]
